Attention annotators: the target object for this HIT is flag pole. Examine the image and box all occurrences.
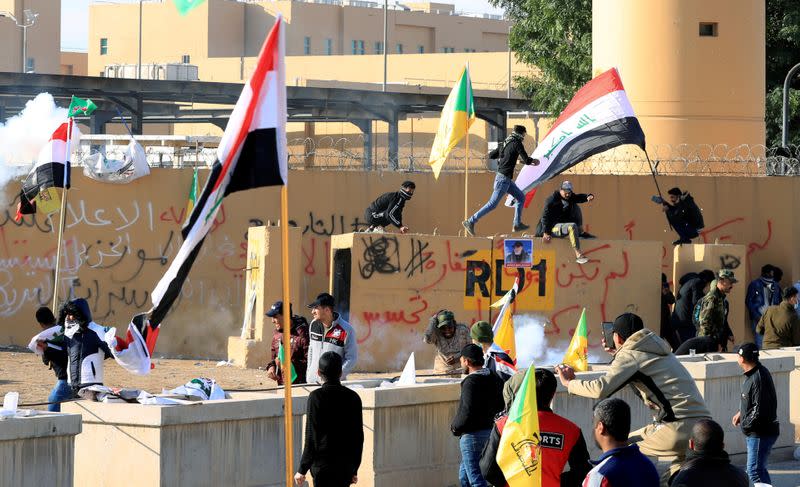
[51,117,74,311]
[643,148,673,231]
[463,64,470,221]
[280,184,294,487]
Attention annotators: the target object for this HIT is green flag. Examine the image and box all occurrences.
[67,96,97,118]
[278,340,297,383]
[173,0,207,15]
[186,168,198,215]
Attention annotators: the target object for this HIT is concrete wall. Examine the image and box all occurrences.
[0,412,81,487]
[593,0,765,147]
[333,233,661,371]
[2,170,799,364]
[63,392,305,487]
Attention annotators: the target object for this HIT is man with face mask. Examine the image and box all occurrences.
[653,187,704,246]
[423,310,471,374]
[44,300,112,395]
[756,286,800,349]
[364,181,415,233]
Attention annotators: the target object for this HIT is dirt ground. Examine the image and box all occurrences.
[0,348,411,409]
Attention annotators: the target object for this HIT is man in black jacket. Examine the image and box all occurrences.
[296,352,364,487]
[34,307,70,412]
[364,180,415,233]
[732,343,779,486]
[653,187,704,245]
[669,419,747,487]
[463,125,538,236]
[671,270,715,344]
[451,344,504,487]
[535,180,595,264]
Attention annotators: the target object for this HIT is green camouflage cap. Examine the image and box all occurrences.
[437,310,455,328]
[717,269,738,283]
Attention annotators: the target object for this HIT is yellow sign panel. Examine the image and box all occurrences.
[463,249,556,311]
[34,187,61,215]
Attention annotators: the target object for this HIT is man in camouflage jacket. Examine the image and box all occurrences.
[697,269,737,350]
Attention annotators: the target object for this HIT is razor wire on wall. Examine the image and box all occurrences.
[76,136,800,177]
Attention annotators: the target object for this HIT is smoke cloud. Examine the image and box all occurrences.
[514,314,608,368]
[0,93,68,189]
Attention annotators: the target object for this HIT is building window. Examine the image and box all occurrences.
[374,41,383,54]
[699,22,718,37]
[25,57,34,73]
[181,54,190,64]
[396,43,403,54]
[100,38,108,55]
[325,38,333,55]
[351,40,365,55]
[442,47,455,53]
[304,36,311,55]
[417,45,424,54]
[464,48,476,53]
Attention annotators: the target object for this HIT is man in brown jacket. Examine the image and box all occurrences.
[423,310,470,374]
[756,287,800,349]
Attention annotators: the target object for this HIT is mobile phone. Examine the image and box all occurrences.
[601,322,616,350]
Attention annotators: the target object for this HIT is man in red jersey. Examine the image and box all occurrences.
[480,368,591,487]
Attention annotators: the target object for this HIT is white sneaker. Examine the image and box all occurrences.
[576,256,589,264]
[373,226,385,234]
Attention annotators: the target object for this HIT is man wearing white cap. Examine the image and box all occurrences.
[535,180,595,264]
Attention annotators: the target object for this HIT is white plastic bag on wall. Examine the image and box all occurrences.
[83,139,150,184]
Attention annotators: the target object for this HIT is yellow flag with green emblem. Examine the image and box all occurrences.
[497,366,542,487]
[428,66,476,179]
[562,308,589,371]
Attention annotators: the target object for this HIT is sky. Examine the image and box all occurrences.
[61,0,504,51]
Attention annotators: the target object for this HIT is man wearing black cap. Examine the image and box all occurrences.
[555,313,711,484]
[463,124,538,236]
[364,180,415,234]
[265,300,309,385]
[652,187,704,245]
[451,344,504,487]
[535,179,595,264]
[732,343,779,486]
[306,292,358,384]
[295,352,364,487]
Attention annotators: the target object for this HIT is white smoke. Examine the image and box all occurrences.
[0,93,68,188]
[514,314,608,368]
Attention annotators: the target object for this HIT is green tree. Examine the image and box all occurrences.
[766,0,800,147]
[490,0,592,115]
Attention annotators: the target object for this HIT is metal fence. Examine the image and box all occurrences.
[76,136,800,177]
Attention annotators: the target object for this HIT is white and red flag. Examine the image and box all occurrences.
[508,68,645,207]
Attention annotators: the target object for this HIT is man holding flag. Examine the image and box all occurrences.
[463,125,538,236]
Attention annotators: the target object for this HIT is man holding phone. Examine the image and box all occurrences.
[556,313,711,485]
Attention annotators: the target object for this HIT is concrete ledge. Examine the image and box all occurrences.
[0,413,82,441]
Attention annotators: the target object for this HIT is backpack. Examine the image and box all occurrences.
[488,139,506,160]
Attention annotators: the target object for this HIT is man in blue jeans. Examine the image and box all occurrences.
[732,343,779,485]
[463,125,538,236]
[451,344,504,486]
[34,307,71,412]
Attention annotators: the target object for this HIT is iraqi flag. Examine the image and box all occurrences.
[507,68,645,207]
[15,121,82,220]
[131,15,287,357]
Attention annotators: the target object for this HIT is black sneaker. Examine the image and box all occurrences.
[579,232,596,239]
[672,238,692,246]
[512,223,530,232]
[462,220,475,236]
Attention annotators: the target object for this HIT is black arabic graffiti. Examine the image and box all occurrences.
[359,236,400,278]
[719,254,741,270]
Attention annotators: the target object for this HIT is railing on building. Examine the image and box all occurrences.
[76,135,800,177]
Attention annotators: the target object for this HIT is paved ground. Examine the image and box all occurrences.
[767,457,800,487]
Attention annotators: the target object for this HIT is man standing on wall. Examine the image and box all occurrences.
[364,180,415,233]
[535,180,595,264]
[462,125,538,236]
[306,292,358,384]
[732,343,779,486]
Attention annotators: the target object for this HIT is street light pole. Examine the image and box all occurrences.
[138,0,143,79]
[0,9,37,73]
[382,0,388,92]
[782,62,800,148]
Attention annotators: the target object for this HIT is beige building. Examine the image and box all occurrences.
[60,50,88,76]
[0,0,61,74]
[87,0,511,80]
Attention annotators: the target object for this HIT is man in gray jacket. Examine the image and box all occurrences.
[556,313,711,485]
[305,292,358,384]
